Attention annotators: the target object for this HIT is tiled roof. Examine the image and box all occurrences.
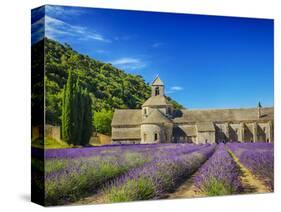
[111,109,142,126]
[142,109,172,124]
[142,95,173,107]
[173,107,274,123]
[151,76,164,86]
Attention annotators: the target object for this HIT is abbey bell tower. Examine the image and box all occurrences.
[151,76,164,97]
[141,75,174,119]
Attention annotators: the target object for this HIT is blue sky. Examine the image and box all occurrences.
[32,5,274,109]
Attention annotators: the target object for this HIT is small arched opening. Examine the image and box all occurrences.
[167,107,171,115]
[144,108,147,116]
[155,87,160,96]
[154,133,158,141]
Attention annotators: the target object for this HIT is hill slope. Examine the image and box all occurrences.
[32,38,183,126]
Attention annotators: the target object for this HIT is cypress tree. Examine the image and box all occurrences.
[72,79,80,145]
[62,71,93,146]
[61,70,74,144]
[81,89,93,145]
[61,85,66,140]
[75,79,84,145]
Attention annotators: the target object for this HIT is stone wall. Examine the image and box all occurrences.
[214,123,227,142]
[244,124,253,142]
[111,121,274,145]
[174,136,196,143]
[197,131,215,144]
[45,125,61,141]
[257,123,268,142]
[140,123,173,144]
[90,133,112,145]
[141,124,163,144]
[112,139,140,144]
[213,121,274,143]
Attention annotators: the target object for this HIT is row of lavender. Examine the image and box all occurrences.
[100,143,274,200]
[101,145,216,202]
[36,143,212,205]
[227,142,274,190]
[32,142,273,205]
[194,143,242,195]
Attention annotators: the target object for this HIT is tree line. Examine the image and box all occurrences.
[32,38,183,145]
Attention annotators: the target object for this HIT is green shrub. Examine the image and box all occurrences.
[203,178,232,196]
[106,178,155,202]
[45,153,150,205]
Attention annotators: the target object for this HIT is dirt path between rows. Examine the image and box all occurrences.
[168,174,206,199]
[72,148,270,205]
[73,174,205,205]
[227,149,270,193]
[71,192,107,205]
[168,149,271,199]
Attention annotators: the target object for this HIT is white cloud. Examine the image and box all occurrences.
[111,58,140,65]
[31,15,45,44]
[110,57,146,70]
[166,86,184,94]
[46,16,111,42]
[165,90,175,94]
[171,86,184,91]
[45,5,85,17]
[32,15,111,43]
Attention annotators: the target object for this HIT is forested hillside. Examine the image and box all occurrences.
[32,38,183,132]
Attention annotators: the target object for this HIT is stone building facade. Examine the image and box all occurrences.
[111,76,274,144]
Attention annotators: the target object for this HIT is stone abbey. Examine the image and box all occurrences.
[111,76,274,144]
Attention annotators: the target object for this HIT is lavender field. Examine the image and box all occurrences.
[31,142,273,206]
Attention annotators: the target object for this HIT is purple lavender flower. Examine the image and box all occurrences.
[44,143,210,205]
[227,142,274,190]
[102,145,216,202]
[194,143,242,195]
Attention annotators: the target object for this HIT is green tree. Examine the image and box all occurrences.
[39,38,183,126]
[93,109,113,135]
[62,71,93,145]
[61,70,74,144]
[81,89,93,145]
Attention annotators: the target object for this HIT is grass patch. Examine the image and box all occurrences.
[203,178,233,196]
[106,178,155,202]
[45,159,69,173]
[32,137,71,149]
[45,153,150,205]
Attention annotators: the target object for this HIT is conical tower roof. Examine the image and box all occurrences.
[142,109,172,124]
[142,95,173,107]
[151,76,164,86]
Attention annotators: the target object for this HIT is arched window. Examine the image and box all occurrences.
[143,133,147,142]
[154,133,158,141]
[155,87,160,96]
[167,107,171,115]
[144,108,147,115]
